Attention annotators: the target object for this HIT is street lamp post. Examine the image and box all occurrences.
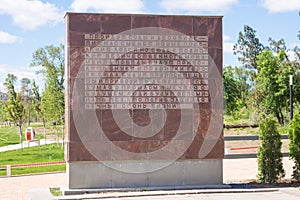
[290,72,293,120]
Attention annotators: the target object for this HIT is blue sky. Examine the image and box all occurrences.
[0,0,299,91]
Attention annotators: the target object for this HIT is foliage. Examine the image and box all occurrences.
[267,37,287,53]
[288,114,300,182]
[31,44,65,124]
[3,74,25,137]
[31,79,47,137]
[233,25,264,71]
[0,102,7,123]
[41,85,64,124]
[291,46,300,103]
[50,187,62,196]
[232,24,300,125]
[255,50,290,125]
[31,44,64,89]
[257,118,285,183]
[21,78,32,125]
[223,65,250,117]
[31,80,42,117]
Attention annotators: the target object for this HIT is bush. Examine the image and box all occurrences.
[289,114,300,182]
[257,118,285,183]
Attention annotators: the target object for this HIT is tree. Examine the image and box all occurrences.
[31,44,64,90]
[4,74,17,99]
[21,78,31,125]
[257,118,285,183]
[3,74,25,143]
[292,47,300,105]
[223,66,250,117]
[0,101,7,124]
[32,80,46,134]
[267,37,287,54]
[289,114,300,182]
[31,44,65,124]
[233,25,264,71]
[256,50,290,125]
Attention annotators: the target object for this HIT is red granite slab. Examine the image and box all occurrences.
[65,13,223,161]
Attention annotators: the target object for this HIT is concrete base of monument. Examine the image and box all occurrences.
[66,159,223,190]
[62,184,231,196]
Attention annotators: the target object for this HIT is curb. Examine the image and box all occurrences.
[51,187,279,200]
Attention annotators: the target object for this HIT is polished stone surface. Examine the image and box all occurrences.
[66,13,223,162]
[65,13,223,188]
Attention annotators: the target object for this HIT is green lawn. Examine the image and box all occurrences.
[0,144,65,176]
[0,165,65,176]
[0,125,47,147]
[223,114,253,125]
[0,126,21,147]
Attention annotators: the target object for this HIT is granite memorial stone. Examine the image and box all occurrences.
[65,13,223,189]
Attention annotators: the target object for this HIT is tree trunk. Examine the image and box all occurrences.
[275,112,281,125]
[28,109,30,126]
[279,111,284,125]
[18,123,23,150]
[42,117,46,142]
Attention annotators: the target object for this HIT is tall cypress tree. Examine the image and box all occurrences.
[257,118,285,183]
[289,114,300,182]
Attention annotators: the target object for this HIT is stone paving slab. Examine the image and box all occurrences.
[0,173,66,200]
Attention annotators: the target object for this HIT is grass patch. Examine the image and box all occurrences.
[50,187,62,196]
[0,164,65,176]
[224,115,252,125]
[0,144,65,176]
[29,123,45,128]
[0,126,21,147]
[0,125,48,147]
[278,125,289,135]
[0,144,64,165]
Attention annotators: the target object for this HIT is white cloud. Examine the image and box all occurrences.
[71,0,144,13]
[0,30,21,44]
[259,0,300,13]
[286,50,297,61]
[160,0,238,13]
[0,0,62,30]
[223,35,234,54]
[0,81,5,92]
[223,35,231,41]
[288,42,300,49]
[224,42,234,54]
[0,64,44,92]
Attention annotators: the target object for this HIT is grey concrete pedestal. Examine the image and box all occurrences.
[67,159,223,189]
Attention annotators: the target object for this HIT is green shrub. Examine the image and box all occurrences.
[289,114,300,182]
[257,118,285,183]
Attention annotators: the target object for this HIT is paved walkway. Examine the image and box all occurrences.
[0,158,297,200]
[0,173,66,200]
[223,157,293,182]
[0,140,56,152]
